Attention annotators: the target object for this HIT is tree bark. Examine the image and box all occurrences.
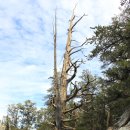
[54,11,62,130]
[114,107,130,128]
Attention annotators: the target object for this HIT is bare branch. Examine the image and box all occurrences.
[70,44,84,52]
[69,48,83,57]
[65,83,80,102]
[67,63,78,84]
[71,39,80,43]
[71,14,86,31]
[64,102,83,114]
[66,60,79,73]
[62,117,78,122]
[48,77,54,79]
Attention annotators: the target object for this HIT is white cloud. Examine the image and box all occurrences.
[0,0,121,119]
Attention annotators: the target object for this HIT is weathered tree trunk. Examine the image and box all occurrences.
[60,7,74,112]
[54,11,62,130]
[114,107,130,128]
[107,107,130,130]
[106,106,112,128]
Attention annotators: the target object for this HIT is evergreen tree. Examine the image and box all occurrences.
[76,71,107,130]
[87,2,130,127]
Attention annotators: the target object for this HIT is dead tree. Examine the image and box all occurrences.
[52,7,95,130]
[53,10,62,130]
[60,7,86,130]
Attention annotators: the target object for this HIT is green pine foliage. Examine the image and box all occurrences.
[86,1,130,127]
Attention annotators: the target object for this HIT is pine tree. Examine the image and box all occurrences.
[88,2,130,128]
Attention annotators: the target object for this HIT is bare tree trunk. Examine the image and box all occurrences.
[60,7,74,112]
[106,107,112,128]
[54,11,62,130]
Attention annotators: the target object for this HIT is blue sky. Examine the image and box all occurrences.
[0,0,120,119]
